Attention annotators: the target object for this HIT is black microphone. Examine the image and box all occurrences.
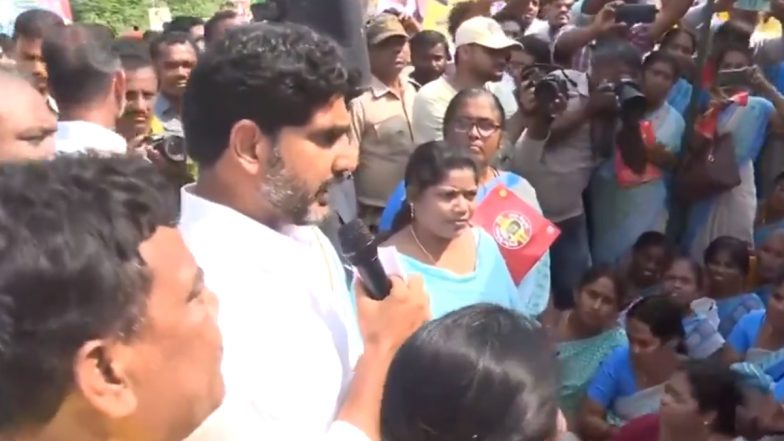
[338,219,391,300]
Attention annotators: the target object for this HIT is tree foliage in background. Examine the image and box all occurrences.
[72,0,224,32]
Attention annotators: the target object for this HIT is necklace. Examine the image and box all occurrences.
[409,225,438,265]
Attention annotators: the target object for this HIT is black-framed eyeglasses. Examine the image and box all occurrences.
[452,118,502,138]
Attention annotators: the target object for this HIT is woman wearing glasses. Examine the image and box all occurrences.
[379,88,551,317]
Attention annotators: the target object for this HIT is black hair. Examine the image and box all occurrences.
[42,24,120,111]
[632,231,675,256]
[578,266,627,308]
[665,256,705,291]
[149,31,198,61]
[591,39,643,73]
[714,43,754,71]
[13,9,64,40]
[443,87,506,138]
[713,21,752,55]
[113,38,153,71]
[390,141,479,234]
[704,236,751,276]
[381,304,558,441]
[205,10,238,45]
[409,30,450,57]
[448,0,487,40]
[643,50,680,79]
[143,30,161,42]
[80,23,115,41]
[493,11,526,30]
[627,295,686,348]
[182,23,351,167]
[520,35,552,65]
[660,27,697,54]
[166,16,205,34]
[679,360,743,437]
[0,155,177,431]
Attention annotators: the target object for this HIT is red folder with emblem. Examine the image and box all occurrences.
[473,185,561,284]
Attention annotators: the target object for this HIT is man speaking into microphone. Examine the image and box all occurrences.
[179,22,430,441]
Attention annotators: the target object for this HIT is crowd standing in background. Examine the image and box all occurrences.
[6,1,784,441]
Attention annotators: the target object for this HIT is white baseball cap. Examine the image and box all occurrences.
[454,16,523,50]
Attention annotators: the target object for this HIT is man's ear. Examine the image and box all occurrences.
[113,70,127,118]
[73,340,137,419]
[227,119,270,175]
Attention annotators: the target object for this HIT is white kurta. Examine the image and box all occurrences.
[179,186,367,441]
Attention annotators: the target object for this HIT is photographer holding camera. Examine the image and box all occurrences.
[504,39,646,314]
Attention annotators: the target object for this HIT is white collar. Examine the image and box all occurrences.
[55,120,127,155]
[178,184,317,251]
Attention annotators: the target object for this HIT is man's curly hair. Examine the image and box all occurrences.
[182,23,352,167]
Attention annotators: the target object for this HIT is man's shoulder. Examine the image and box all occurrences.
[415,77,452,101]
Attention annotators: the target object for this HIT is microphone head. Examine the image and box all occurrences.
[338,219,375,263]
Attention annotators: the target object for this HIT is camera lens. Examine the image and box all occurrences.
[163,137,187,163]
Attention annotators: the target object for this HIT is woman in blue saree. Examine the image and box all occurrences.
[378,88,551,316]
[683,46,784,259]
[377,141,521,319]
[753,228,784,306]
[660,28,697,117]
[577,295,685,441]
[662,257,726,359]
[724,277,784,388]
[588,51,684,266]
[703,236,765,338]
[755,172,784,247]
[554,267,628,427]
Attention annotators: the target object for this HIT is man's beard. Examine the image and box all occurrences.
[258,146,323,226]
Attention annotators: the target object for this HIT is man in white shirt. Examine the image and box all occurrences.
[412,16,521,144]
[42,25,128,156]
[179,23,429,441]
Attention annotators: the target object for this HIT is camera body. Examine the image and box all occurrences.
[597,78,647,122]
[146,135,187,163]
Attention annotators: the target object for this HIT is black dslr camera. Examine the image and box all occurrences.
[146,135,187,163]
[596,78,647,122]
[521,64,571,109]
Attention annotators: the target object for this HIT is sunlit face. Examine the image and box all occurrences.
[544,0,573,28]
[758,233,784,283]
[14,37,47,95]
[444,95,503,169]
[660,371,706,438]
[0,79,56,161]
[630,245,669,288]
[574,276,621,333]
[155,42,198,99]
[411,168,478,240]
[104,227,223,440]
[259,95,353,225]
[117,66,158,140]
[663,259,701,311]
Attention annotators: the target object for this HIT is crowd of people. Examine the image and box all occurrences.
[5,0,784,441]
